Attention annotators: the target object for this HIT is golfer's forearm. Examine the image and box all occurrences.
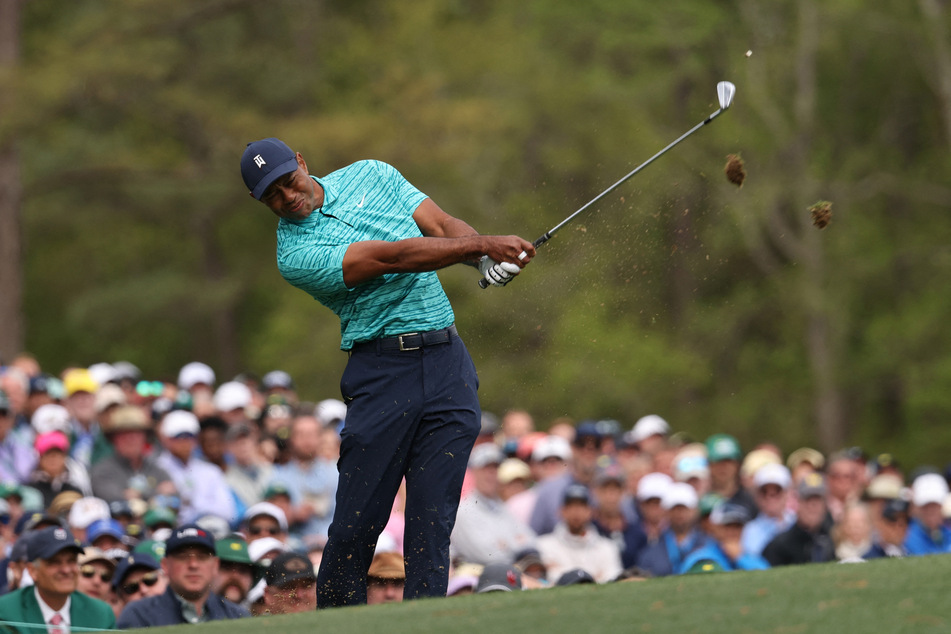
[343,236,488,286]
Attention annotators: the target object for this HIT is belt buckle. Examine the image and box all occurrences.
[398,333,420,351]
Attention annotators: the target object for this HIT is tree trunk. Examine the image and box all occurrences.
[0,0,24,363]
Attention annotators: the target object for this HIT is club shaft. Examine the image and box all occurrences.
[533,108,723,248]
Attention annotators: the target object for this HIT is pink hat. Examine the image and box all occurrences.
[35,431,70,455]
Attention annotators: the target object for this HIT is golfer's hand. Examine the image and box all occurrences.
[479,256,521,287]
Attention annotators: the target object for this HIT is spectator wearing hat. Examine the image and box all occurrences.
[863,472,904,521]
[76,547,119,616]
[530,421,611,536]
[591,467,647,569]
[629,415,671,457]
[365,551,405,605]
[177,362,217,418]
[66,497,111,546]
[903,473,951,556]
[242,502,289,545]
[451,443,536,567]
[741,463,796,557]
[214,536,254,608]
[269,414,337,541]
[28,431,91,509]
[498,409,535,458]
[504,435,570,527]
[224,423,274,509]
[156,410,236,524]
[705,434,757,521]
[671,444,711,498]
[261,550,316,614]
[197,416,230,472]
[498,458,532,505]
[89,405,173,504]
[0,526,116,633]
[762,473,835,567]
[636,483,707,577]
[86,518,127,553]
[679,502,769,573]
[113,552,167,610]
[60,368,108,470]
[785,447,825,489]
[863,498,911,559]
[475,562,522,593]
[1,534,31,595]
[0,390,33,484]
[212,382,254,427]
[634,472,673,543]
[535,484,622,584]
[117,524,248,627]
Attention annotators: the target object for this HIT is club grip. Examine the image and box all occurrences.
[478,251,528,289]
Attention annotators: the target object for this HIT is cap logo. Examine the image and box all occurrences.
[506,570,517,586]
[176,527,205,539]
[53,528,67,541]
[285,558,306,572]
[253,154,266,169]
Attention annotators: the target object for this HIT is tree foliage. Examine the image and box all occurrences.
[4,0,951,465]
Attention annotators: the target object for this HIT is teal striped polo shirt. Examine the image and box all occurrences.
[276,160,455,350]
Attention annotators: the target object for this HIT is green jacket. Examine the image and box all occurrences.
[0,587,116,634]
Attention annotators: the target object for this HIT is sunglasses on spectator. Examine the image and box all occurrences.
[121,571,159,595]
[80,566,113,583]
[248,525,281,536]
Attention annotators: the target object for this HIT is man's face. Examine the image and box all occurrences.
[259,156,322,221]
[561,500,592,534]
[68,391,97,424]
[366,577,404,605]
[265,578,318,613]
[28,550,79,599]
[756,484,787,517]
[247,515,285,544]
[162,547,219,602]
[593,481,623,512]
[668,505,698,533]
[112,430,147,461]
[473,464,500,499]
[215,561,253,604]
[199,428,226,464]
[918,502,944,531]
[878,515,909,546]
[77,560,114,600]
[709,459,738,488]
[798,495,827,531]
[118,568,167,604]
[290,417,322,462]
[826,461,856,501]
[164,434,196,463]
[38,450,67,478]
[639,498,665,525]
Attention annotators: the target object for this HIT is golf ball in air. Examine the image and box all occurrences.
[746,50,753,57]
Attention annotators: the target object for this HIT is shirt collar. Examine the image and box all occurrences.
[34,587,71,625]
[173,591,207,624]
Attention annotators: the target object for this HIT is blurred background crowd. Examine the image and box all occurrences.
[1,352,950,625]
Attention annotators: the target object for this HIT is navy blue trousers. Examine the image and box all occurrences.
[315,332,481,607]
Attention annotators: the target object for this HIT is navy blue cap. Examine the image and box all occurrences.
[27,526,84,561]
[15,512,65,536]
[112,552,160,589]
[241,138,299,200]
[165,524,216,555]
[555,568,596,586]
[86,518,125,544]
[10,535,31,562]
[563,483,592,505]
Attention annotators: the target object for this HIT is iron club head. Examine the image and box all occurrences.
[717,81,736,110]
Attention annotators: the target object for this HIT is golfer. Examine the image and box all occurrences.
[240,138,534,607]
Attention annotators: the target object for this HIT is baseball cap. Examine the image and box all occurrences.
[143,506,177,529]
[35,431,69,455]
[563,483,592,505]
[741,449,782,480]
[216,536,252,565]
[27,526,84,561]
[367,551,405,580]
[637,472,673,502]
[78,546,115,569]
[247,536,286,563]
[753,463,792,491]
[629,415,671,444]
[447,574,479,596]
[48,491,84,517]
[555,568,596,586]
[531,435,572,463]
[265,551,317,587]
[105,405,151,434]
[262,370,294,391]
[662,482,699,510]
[177,362,216,391]
[94,384,127,414]
[263,482,291,501]
[881,498,911,522]
[468,443,504,469]
[165,524,216,555]
[315,399,347,427]
[673,454,710,482]
[241,138,300,200]
[912,473,949,507]
[475,562,522,593]
[31,404,71,435]
[133,539,167,561]
[798,472,827,499]
[865,473,904,501]
[63,368,99,396]
[573,421,603,445]
[112,361,142,383]
[512,547,544,573]
[86,518,125,544]
[684,559,725,574]
[705,434,742,462]
[160,410,200,438]
[498,458,532,485]
[710,502,751,526]
[112,552,161,589]
[213,381,252,413]
[244,502,288,532]
[593,465,626,488]
[786,447,826,471]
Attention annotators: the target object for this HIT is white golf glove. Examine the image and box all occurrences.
[479,256,521,287]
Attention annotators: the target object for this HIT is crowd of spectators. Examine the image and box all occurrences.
[1,353,950,629]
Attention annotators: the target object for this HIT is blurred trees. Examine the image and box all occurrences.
[2,0,950,465]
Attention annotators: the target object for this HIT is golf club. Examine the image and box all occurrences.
[479,80,736,288]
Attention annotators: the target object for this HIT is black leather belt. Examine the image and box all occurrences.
[349,325,458,354]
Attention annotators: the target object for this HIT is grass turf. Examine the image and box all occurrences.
[146,554,951,634]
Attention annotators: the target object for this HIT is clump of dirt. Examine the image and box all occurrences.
[809,200,833,229]
[725,154,746,187]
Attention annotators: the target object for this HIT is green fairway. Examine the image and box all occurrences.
[142,555,951,634]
